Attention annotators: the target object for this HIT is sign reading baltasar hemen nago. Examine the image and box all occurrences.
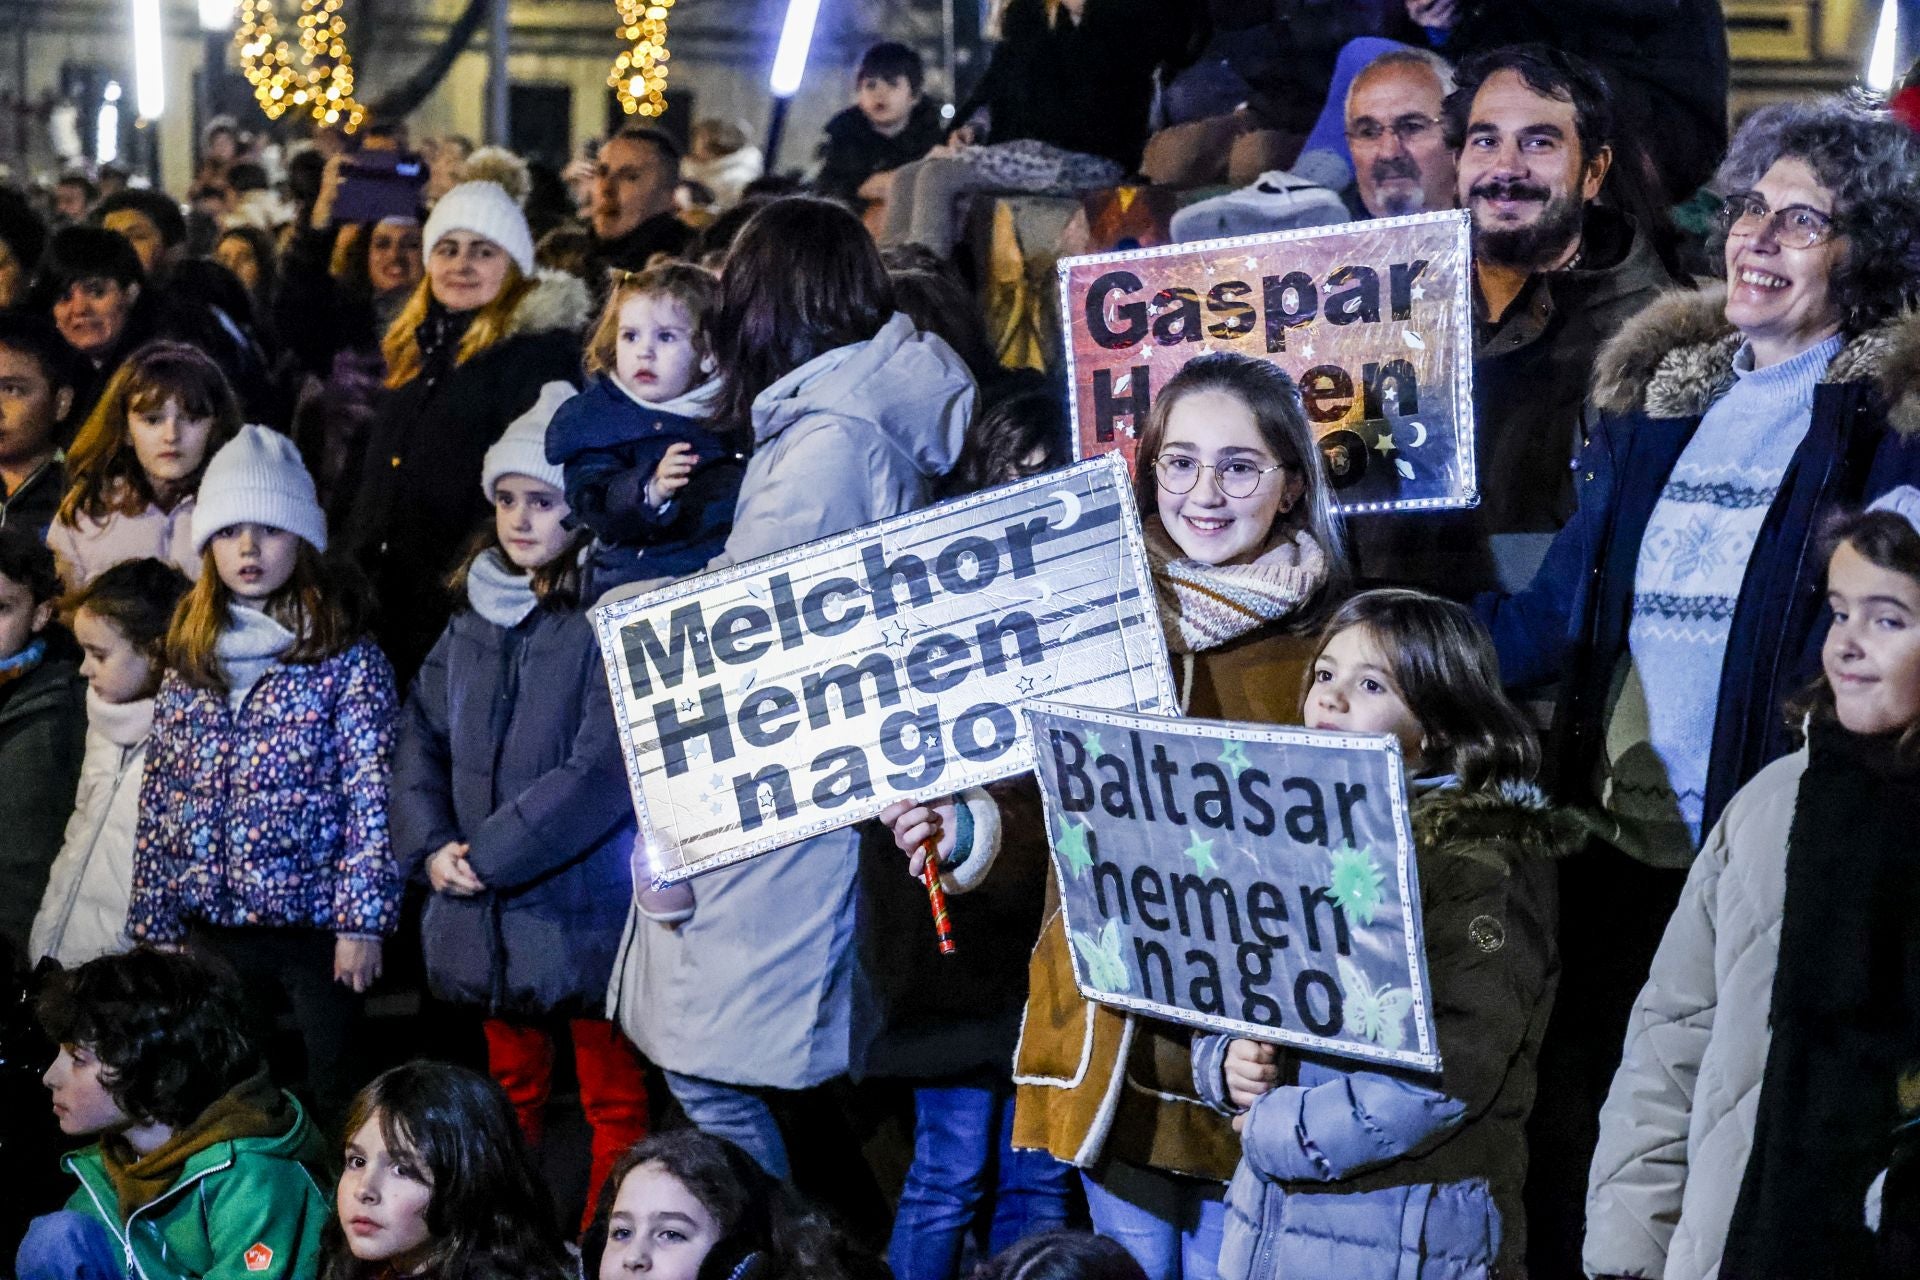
[1059,209,1475,514]
[594,455,1179,882]
[1027,701,1440,1072]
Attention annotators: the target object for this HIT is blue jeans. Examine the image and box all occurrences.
[888,1080,1075,1280]
[662,1069,790,1179]
[17,1211,121,1280]
[1081,1162,1226,1280]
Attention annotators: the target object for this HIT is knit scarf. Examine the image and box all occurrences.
[1144,518,1328,655]
[1721,720,1920,1277]
[99,1069,293,1220]
[0,637,46,693]
[466,548,539,629]
[217,605,296,710]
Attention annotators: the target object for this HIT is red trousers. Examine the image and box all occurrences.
[483,1016,650,1228]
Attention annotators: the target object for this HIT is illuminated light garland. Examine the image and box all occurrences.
[609,0,674,117]
[234,0,365,130]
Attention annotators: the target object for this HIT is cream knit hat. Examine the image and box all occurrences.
[482,381,575,497]
[424,178,536,275]
[191,425,328,554]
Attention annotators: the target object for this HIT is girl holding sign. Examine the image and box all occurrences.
[882,351,1346,1280]
[1586,500,1920,1280]
[1195,590,1571,1278]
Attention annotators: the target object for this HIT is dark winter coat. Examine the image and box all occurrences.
[0,456,66,541]
[0,653,86,954]
[957,0,1201,170]
[587,214,697,284]
[1197,780,1573,1279]
[1354,205,1671,597]
[1480,285,1920,839]
[814,100,947,208]
[128,638,401,944]
[342,270,590,685]
[393,599,635,1016]
[543,376,743,599]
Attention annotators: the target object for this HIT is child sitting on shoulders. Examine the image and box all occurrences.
[543,262,743,604]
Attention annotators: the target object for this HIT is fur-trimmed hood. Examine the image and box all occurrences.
[1412,777,1585,869]
[1590,283,1920,437]
[502,268,592,341]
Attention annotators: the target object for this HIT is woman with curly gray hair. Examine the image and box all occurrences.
[1471,96,1920,1280]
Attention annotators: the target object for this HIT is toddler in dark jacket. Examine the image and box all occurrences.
[543,262,740,604]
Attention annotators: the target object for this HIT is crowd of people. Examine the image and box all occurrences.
[2,0,1920,1277]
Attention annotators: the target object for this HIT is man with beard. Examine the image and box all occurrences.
[586,126,694,284]
[1347,47,1456,218]
[1354,44,1669,596]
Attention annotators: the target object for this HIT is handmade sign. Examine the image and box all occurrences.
[1059,209,1475,514]
[1027,701,1439,1072]
[595,455,1179,882]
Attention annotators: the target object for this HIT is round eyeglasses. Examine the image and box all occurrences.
[1345,115,1441,148]
[1717,192,1841,250]
[1153,454,1288,499]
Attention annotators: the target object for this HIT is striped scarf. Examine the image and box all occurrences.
[1146,518,1328,655]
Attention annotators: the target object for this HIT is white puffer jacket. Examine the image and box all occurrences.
[29,691,154,967]
[1583,748,1803,1280]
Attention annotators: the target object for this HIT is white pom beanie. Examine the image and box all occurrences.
[191,425,328,554]
[482,381,576,498]
[424,179,536,275]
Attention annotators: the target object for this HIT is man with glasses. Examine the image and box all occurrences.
[1346,49,1457,219]
[1353,44,1669,597]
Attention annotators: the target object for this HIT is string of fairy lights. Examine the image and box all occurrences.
[234,0,366,131]
[229,0,674,131]
[610,0,675,117]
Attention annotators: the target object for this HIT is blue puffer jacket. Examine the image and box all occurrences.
[1194,781,1575,1280]
[129,638,400,943]
[392,592,635,1016]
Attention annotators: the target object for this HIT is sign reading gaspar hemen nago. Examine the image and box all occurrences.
[594,455,1178,882]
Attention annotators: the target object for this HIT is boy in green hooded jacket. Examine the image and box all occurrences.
[15,948,331,1280]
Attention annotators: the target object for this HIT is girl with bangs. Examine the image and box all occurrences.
[47,340,240,589]
[130,426,400,1121]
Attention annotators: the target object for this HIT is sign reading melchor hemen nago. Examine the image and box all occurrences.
[1059,209,1475,514]
[594,455,1179,883]
[1027,701,1441,1073]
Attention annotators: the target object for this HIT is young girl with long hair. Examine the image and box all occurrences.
[47,340,241,588]
[29,558,190,967]
[1587,497,1920,1280]
[881,352,1347,1280]
[608,195,975,1181]
[1195,589,1572,1277]
[393,386,649,1229]
[327,1060,570,1280]
[129,426,399,1119]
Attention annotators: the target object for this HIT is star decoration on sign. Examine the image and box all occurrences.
[1301,342,1315,359]
[1183,830,1218,875]
[1057,818,1094,877]
[679,696,700,715]
[1084,730,1105,758]
[1411,282,1426,300]
[1218,740,1252,778]
[1015,675,1039,696]
[1373,433,1399,457]
[881,620,910,649]
[706,774,731,816]
[1244,256,1259,270]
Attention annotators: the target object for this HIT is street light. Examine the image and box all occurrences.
[132,0,166,119]
[1868,0,1901,94]
[199,0,235,30]
[764,0,823,167]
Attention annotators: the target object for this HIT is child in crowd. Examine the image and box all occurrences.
[944,385,1071,496]
[973,1231,1151,1280]
[0,529,85,958]
[325,1061,570,1280]
[1587,499,1920,1280]
[883,352,1343,1280]
[15,948,330,1280]
[583,1130,880,1280]
[129,426,399,1120]
[542,262,742,602]
[815,42,945,219]
[1193,589,1569,1278]
[394,388,648,1227]
[0,312,77,538]
[30,559,190,968]
[48,341,241,588]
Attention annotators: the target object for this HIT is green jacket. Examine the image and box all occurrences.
[61,1095,331,1280]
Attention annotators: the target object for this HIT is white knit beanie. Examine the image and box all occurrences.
[191,425,328,554]
[482,381,575,498]
[424,179,536,275]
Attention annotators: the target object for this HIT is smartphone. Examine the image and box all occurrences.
[333,149,428,225]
